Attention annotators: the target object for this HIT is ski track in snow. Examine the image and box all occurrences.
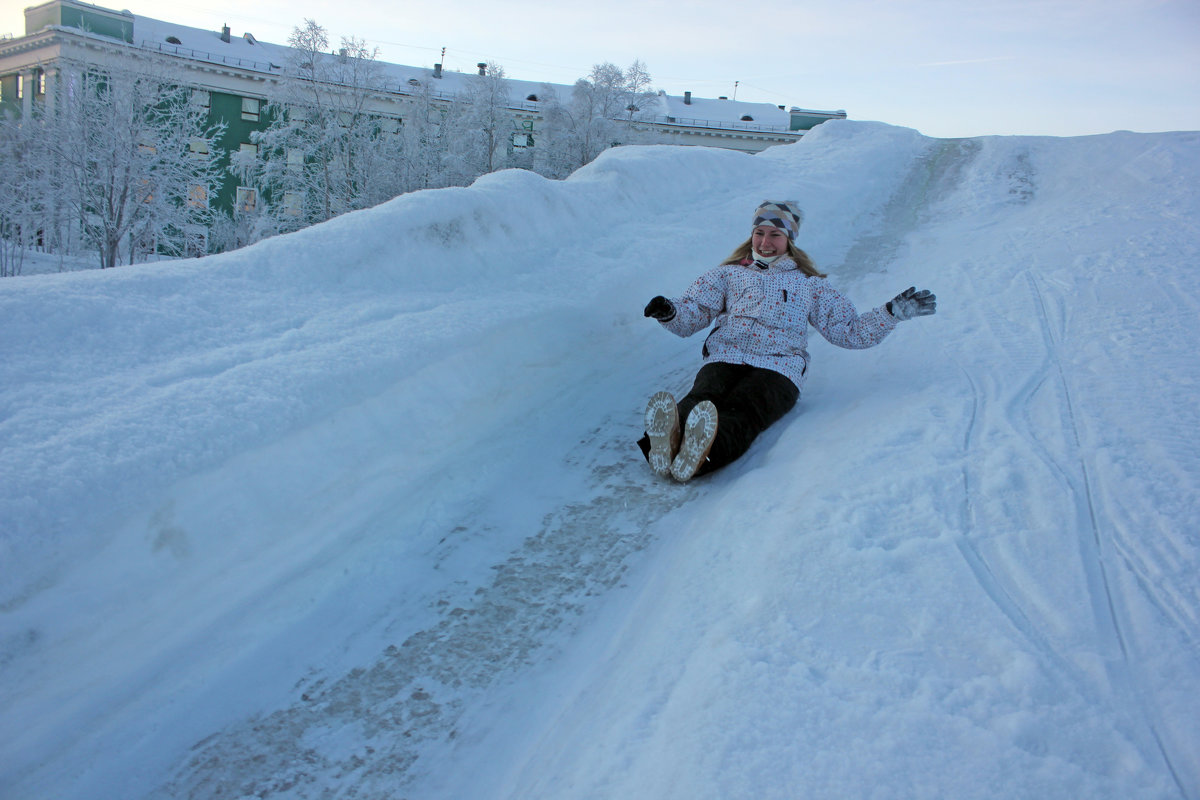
[958,267,1187,795]
[876,142,1117,716]
[940,140,1199,797]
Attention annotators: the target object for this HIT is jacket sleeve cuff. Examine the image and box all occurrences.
[877,305,900,330]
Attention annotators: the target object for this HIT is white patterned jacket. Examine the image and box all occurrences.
[660,257,898,390]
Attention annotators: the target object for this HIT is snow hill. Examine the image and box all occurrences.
[2,121,1198,800]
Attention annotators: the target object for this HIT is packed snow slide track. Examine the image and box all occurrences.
[157,406,694,798]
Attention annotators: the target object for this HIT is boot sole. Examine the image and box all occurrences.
[645,391,681,478]
[671,400,718,482]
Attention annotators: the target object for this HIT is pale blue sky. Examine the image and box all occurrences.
[5,0,1198,137]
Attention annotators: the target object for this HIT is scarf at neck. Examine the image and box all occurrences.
[751,250,783,270]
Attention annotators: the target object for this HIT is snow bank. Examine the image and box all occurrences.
[2,121,1198,800]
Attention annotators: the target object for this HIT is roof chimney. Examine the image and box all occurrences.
[477,62,487,76]
[220,24,230,43]
[433,63,443,78]
[684,91,691,105]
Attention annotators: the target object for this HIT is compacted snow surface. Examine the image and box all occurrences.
[2,121,1198,799]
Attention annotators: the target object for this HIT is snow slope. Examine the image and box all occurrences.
[1,121,1198,799]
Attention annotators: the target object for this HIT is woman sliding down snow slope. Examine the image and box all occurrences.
[640,200,937,481]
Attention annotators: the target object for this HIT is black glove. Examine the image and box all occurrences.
[644,296,676,321]
[887,287,936,321]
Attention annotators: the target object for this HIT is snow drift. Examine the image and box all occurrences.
[1,121,1198,799]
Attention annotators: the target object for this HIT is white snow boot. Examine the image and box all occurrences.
[671,400,718,482]
[645,391,681,478]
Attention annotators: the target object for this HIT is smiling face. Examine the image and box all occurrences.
[752,225,791,258]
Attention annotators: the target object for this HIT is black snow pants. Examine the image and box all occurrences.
[639,362,800,477]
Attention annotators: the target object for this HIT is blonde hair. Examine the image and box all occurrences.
[722,238,827,278]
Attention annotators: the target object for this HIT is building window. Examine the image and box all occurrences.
[34,71,46,95]
[188,139,210,159]
[191,89,210,108]
[236,186,258,213]
[286,148,304,175]
[187,184,208,209]
[282,191,302,217]
[17,74,23,100]
[240,142,259,155]
[241,97,260,122]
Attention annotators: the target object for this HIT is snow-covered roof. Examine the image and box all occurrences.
[660,94,791,130]
[133,16,293,76]
[128,12,797,129]
[132,14,571,110]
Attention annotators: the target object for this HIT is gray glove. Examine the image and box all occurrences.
[644,296,676,321]
[887,287,936,321]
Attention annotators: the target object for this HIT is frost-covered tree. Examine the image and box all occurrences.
[621,60,657,121]
[538,61,658,178]
[1,57,227,270]
[246,20,404,234]
[397,78,473,191]
[0,110,47,276]
[456,61,512,177]
[527,84,573,179]
[42,56,227,268]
